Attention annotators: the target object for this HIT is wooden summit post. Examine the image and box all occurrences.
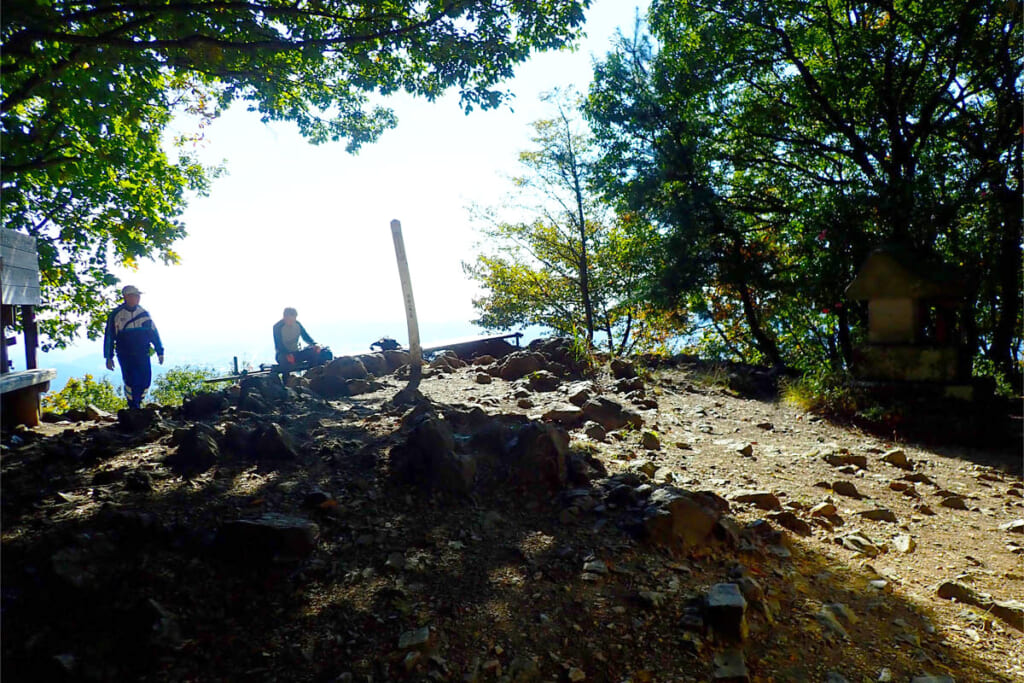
[1,230,57,427]
[390,219,423,403]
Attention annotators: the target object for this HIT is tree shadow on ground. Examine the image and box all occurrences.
[2,391,1019,682]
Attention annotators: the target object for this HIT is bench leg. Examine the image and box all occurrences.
[3,386,41,428]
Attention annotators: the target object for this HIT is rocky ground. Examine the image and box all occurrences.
[2,339,1022,683]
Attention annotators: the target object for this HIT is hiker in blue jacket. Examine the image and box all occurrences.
[103,285,164,408]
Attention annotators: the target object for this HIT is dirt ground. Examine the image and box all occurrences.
[2,352,1021,682]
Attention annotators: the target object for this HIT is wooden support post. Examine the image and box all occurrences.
[21,304,37,370]
[0,305,9,374]
[390,219,422,403]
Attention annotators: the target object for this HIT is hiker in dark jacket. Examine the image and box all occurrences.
[273,307,325,368]
[103,285,164,408]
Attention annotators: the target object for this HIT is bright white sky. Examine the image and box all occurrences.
[44,1,650,378]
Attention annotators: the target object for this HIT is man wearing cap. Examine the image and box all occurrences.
[103,285,164,409]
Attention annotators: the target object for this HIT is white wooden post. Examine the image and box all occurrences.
[390,220,422,398]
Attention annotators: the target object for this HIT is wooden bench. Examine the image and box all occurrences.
[1,368,56,427]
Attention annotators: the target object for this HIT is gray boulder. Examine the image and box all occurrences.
[499,352,547,381]
[182,392,228,420]
[356,353,388,376]
[527,369,560,392]
[389,414,476,495]
[640,487,723,550]
[218,513,319,560]
[581,396,643,431]
[383,349,412,372]
[503,422,570,491]
[165,424,220,474]
[325,356,368,380]
[253,423,298,461]
[609,357,638,379]
[706,583,748,640]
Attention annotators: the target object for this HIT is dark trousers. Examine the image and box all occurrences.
[118,352,152,408]
[276,347,322,368]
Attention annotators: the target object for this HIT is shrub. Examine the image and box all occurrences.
[780,369,859,416]
[150,365,229,406]
[42,374,126,413]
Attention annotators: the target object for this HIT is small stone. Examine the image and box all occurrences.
[840,532,881,557]
[253,423,299,461]
[653,467,675,483]
[1000,519,1024,533]
[736,443,754,457]
[894,535,916,553]
[404,651,422,672]
[117,407,159,432]
[881,449,913,470]
[823,453,868,469]
[542,404,584,426]
[641,431,661,450]
[124,470,153,493]
[936,581,1024,626]
[581,396,643,431]
[568,667,586,682]
[565,382,594,406]
[706,583,748,640]
[816,607,849,640]
[637,591,666,609]
[84,404,114,421]
[641,488,722,550]
[756,422,774,430]
[164,424,220,475]
[475,373,492,384]
[939,495,968,510]
[528,369,560,392]
[831,481,863,499]
[824,602,857,625]
[857,508,898,523]
[630,459,658,478]
[517,398,534,409]
[810,502,837,517]
[609,357,637,379]
[582,421,606,442]
[217,513,319,560]
[712,648,749,682]
[768,511,812,537]
[730,490,782,511]
[398,626,434,651]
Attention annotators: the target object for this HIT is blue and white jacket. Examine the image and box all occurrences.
[103,304,164,360]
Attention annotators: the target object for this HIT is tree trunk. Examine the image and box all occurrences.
[615,312,633,356]
[574,181,595,345]
[736,280,783,368]
[986,188,1023,386]
[837,304,853,369]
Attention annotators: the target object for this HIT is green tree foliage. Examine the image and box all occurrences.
[587,2,1022,379]
[1,0,591,349]
[42,374,126,413]
[464,93,684,354]
[150,365,228,406]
